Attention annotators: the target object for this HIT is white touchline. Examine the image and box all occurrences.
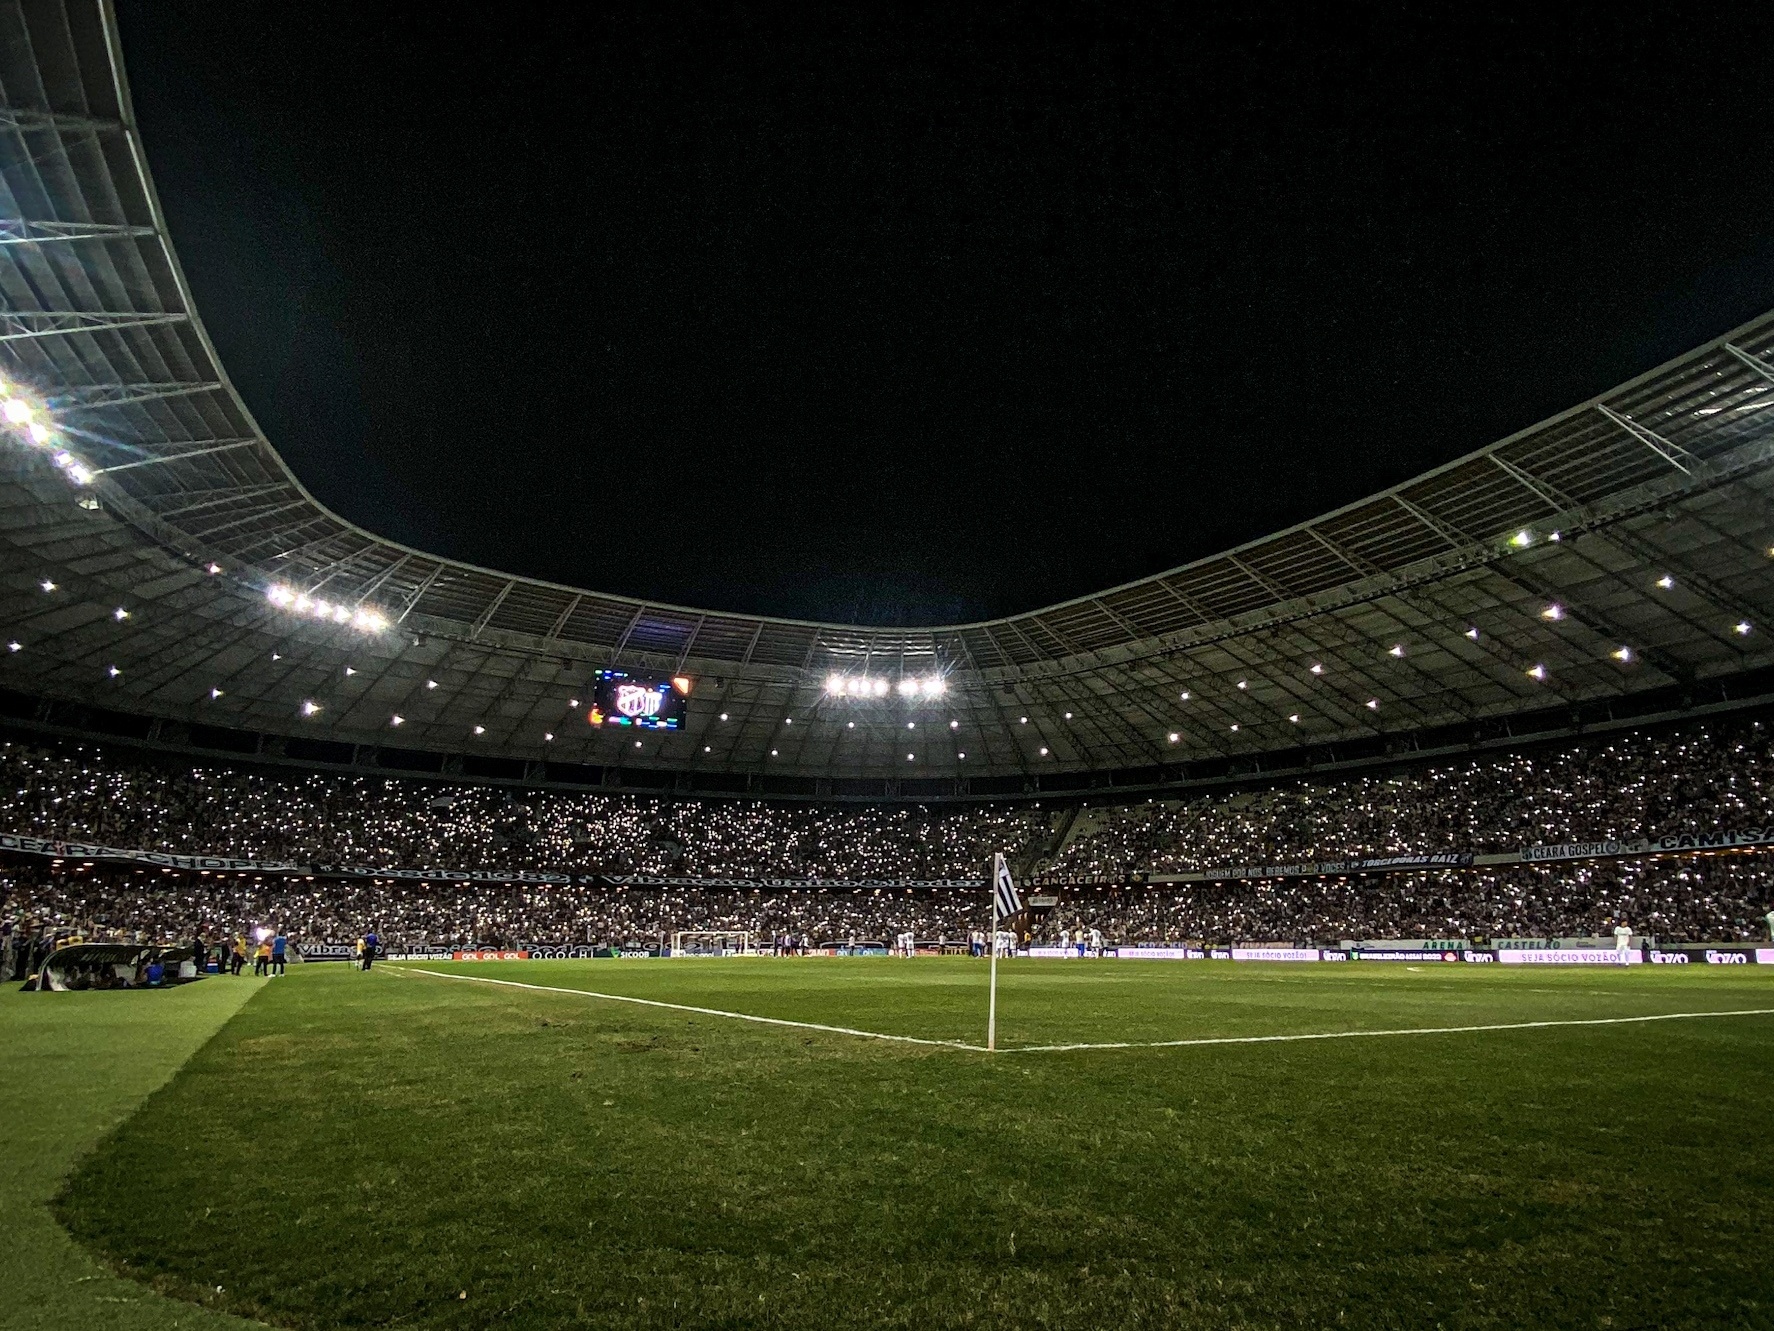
[398,967,988,1051]
[391,968,1774,1056]
[1002,1007,1774,1054]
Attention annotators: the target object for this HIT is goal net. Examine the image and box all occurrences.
[669,930,753,957]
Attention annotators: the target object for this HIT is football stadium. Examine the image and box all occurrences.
[3,3,1774,1329]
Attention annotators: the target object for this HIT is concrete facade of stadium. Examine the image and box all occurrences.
[3,0,1774,802]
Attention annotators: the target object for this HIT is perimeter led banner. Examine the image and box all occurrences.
[1496,949,1642,965]
[588,670,689,730]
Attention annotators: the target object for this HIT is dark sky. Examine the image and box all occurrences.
[114,2,1774,625]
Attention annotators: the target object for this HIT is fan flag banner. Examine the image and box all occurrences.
[992,853,1022,918]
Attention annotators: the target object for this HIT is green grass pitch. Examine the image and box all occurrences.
[17,957,1774,1328]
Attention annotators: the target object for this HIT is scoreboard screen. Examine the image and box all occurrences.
[588,670,689,730]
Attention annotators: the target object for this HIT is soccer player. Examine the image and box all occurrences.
[271,931,287,976]
[1613,921,1635,965]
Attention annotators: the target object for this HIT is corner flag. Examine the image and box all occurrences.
[991,853,1022,918]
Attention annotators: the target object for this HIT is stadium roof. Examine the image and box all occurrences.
[2,0,1774,794]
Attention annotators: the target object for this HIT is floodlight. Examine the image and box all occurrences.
[924,677,946,696]
[872,678,889,697]
[3,398,28,423]
[31,422,50,444]
[66,463,92,484]
[897,677,918,697]
[672,676,692,694]
[826,674,845,694]
[1511,530,1532,548]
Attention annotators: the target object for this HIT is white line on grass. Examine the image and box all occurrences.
[1001,1007,1774,1054]
[393,967,1774,1056]
[397,966,988,1051]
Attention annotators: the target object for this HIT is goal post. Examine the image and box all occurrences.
[669,930,754,957]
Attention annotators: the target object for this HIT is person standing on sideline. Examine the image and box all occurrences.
[1765,907,1774,941]
[362,929,378,971]
[271,931,287,976]
[1613,921,1635,966]
[253,938,270,976]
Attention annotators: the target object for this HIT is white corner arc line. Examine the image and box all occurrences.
[397,967,987,1052]
[1000,1007,1774,1054]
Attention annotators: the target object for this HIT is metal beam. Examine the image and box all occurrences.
[0,310,188,341]
[0,219,156,244]
[56,380,223,409]
[96,438,260,472]
[1724,342,1774,387]
[1596,403,1698,474]
[469,580,516,640]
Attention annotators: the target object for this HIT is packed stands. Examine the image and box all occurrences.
[3,720,1774,952]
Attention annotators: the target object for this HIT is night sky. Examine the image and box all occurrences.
[114,2,1774,626]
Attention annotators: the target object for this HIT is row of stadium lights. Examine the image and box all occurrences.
[16,567,1763,753]
[4,406,1762,753]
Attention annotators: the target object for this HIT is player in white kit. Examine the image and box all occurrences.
[1613,922,1634,965]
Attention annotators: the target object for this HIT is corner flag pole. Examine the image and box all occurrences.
[987,852,1020,1053]
[987,870,1000,1053]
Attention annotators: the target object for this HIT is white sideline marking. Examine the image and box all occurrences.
[1002,1007,1774,1054]
[398,967,987,1051]
[393,967,1774,1056]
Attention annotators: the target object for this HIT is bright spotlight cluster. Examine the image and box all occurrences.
[824,674,946,700]
[266,584,389,633]
[1,379,94,485]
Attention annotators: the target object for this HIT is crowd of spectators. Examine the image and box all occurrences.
[2,720,1774,954]
[0,740,1052,878]
[3,853,1770,954]
[1048,723,1774,874]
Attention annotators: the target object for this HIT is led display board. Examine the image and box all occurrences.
[588,670,690,730]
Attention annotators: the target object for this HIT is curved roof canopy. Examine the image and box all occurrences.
[1,0,1774,788]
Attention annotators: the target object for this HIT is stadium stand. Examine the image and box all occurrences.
[4,719,1773,951]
